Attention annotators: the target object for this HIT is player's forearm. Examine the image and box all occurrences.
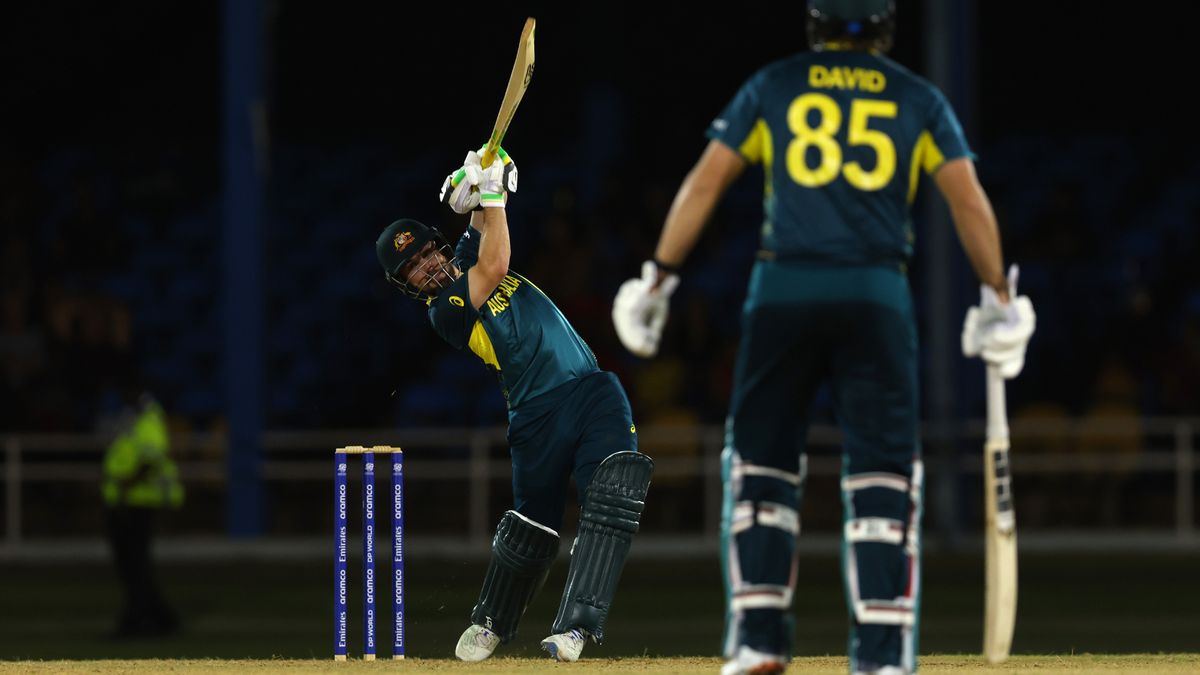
[470,209,487,233]
[950,197,1007,298]
[475,207,511,279]
[936,159,1008,299]
[654,173,722,268]
[655,142,745,271]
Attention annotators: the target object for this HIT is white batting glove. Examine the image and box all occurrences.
[438,150,486,214]
[962,265,1036,379]
[478,146,517,208]
[488,145,518,192]
[612,261,680,358]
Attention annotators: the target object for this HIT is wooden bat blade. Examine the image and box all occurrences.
[984,437,1017,663]
[983,364,1017,663]
[481,17,536,168]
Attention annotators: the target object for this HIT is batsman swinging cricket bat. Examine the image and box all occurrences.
[983,362,1017,663]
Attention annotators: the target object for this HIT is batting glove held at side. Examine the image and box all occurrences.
[612,261,680,358]
[962,264,1036,379]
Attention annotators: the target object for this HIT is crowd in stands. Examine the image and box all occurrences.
[3,134,1198,449]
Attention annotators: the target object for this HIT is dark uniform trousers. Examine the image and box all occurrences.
[507,370,639,531]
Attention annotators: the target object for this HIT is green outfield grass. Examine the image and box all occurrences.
[0,553,1197,662]
[2,655,1200,674]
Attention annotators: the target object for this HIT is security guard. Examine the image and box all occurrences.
[103,391,184,637]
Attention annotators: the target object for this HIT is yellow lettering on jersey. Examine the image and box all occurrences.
[485,274,523,317]
[810,65,828,87]
[468,320,500,369]
[513,272,548,298]
[809,65,886,93]
[497,276,521,296]
[829,67,846,89]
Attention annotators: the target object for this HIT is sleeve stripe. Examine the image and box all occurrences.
[738,118,771,166]
[907,131,946,204]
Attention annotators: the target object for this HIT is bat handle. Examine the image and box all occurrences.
[450,144,499,188]
[479,143,498,169]
[985,363,1009,442]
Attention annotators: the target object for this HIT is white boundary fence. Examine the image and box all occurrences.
[2,418,1196,560]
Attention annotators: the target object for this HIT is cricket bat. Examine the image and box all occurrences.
[479,17,536,169]
[481,17,535,168]
[449,17,535,189]
[983,362,1017,663]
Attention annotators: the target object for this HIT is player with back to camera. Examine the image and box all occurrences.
[611,1,1035,673]
[376,146,654,663]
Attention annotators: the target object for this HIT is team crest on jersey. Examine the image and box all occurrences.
[449,296,465,307]
[393,231,415,252]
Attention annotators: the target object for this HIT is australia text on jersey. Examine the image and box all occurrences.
[485,275,523,317]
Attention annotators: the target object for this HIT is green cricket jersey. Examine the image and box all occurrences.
[427,226,598,412]
[708,49,973,266]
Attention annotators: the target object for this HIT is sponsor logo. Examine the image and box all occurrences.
[449,295,465,307]
[366,608,375,647]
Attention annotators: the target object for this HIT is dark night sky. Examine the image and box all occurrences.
[6,3,1190,162]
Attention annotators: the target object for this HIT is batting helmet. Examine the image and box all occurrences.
[807,0,896,53]
[375,218,455,300]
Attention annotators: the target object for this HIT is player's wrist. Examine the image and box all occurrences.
[480,192,506,208]
[652,258,681,275]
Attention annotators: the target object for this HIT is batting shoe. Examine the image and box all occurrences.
[721,645,787,675]
[455,624,500,662]
[540,628,588,662]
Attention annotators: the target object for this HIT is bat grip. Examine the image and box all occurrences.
[479,144,498,169]
[450,145,498,188]
[985,363,1009,442]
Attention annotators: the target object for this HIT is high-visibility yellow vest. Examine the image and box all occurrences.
[102,398,184,508]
